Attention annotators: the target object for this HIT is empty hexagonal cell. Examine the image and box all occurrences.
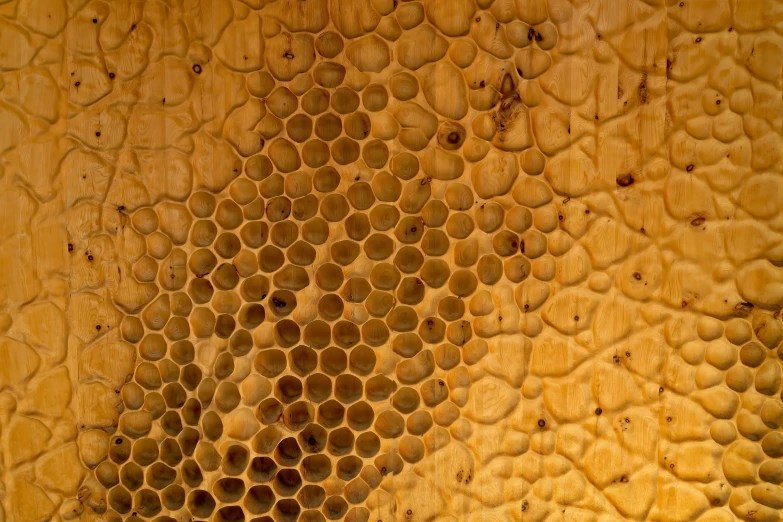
[274,468,303,496]
[322,495,349,520]
[187,489,216,519]
[257,397,284,425]
[273,499,302,522]
[343,211,375,241]
[295,423,327,455]
[349,345,376,376]
[131,438,159,466]
[146,462,177,490]
[334,374,363,403]
[215,505,246,522]
[268,290,297,317]
[284,401,315,431]
[298,485,326,511]
[274,319,302,347]
[161,484,186,511]
[120,462,144,490]
[346,401,374,431]
[320,347,348,376]
[331,240,361,266]
[159,438,182,467]
[245,484,275,515]
[181,458,203,487]
[248,456,278,482]
[255,349,287,378]
[178,428,200,457]
[327,427,355,457]
[276,375,304,404]
[317,294,344,320]
[214,477,246,503]
[223,444,250,475]
[317,400,345,428]
[110,436,132,464]
[109,485,132,514]
[201,410,224,440]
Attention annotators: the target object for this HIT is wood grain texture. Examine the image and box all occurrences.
[1,0,782,521]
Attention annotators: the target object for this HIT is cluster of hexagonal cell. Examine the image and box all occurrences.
[98,5,570,518]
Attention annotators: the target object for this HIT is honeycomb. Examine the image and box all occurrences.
[0,0,782,522]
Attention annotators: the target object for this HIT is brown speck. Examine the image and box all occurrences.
[74,81,80,87]
[447,132,460,144]
[96,325,101,330]
[574,315,579,321]
[595,408,602,415]
[95,131,101,137]
[686,164,694,172]
[192,64,202,74]
[68,243,73,252]
[633,272,642,280]
[479,80,485,88]
[659,387,664,393]
[558,214,564,221]
[109,72,115,79]
[407,510,413,516]
[438,380,445,386]
[691,216,705,226]
[283,51,294,59]
[667,416,672,422]
[92,18,98,23]
[617,173,635,187]
[528,27,535,40]
[538,419,546,428]
[585,209,590,214]
[695,37,702,43]
[87,255,94,261]
[625,417,630,423]
[115,438,122,444]
[625,351,631,357]
[716,99,721,105]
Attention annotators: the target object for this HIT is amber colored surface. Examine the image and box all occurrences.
[2,0,783,521]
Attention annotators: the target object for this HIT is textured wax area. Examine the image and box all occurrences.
[1,0,783,521]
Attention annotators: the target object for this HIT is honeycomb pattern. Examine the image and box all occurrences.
[1,0,783,521]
